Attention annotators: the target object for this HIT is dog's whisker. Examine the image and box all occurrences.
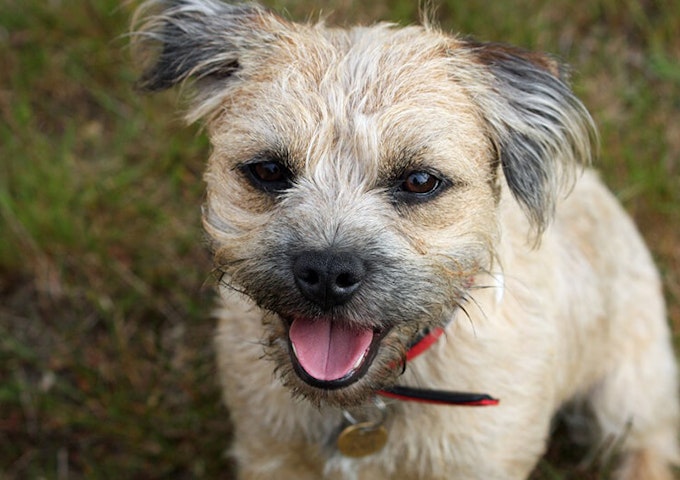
[456,303,478,338]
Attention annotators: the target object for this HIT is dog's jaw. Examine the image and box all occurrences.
[222,235,485,407]
[255,291,469,408]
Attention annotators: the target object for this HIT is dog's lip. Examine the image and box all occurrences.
[284,316,387,390]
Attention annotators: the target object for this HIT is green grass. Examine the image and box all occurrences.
[1,0,679,478]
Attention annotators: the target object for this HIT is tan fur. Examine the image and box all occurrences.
[133,2,680,478]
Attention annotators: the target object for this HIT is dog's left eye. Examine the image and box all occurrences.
[242,160,293,193]
[401,171,440,194]
[393,170,445,204]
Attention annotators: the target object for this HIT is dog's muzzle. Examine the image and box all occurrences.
[287,249,382,389]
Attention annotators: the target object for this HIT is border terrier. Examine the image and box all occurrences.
[132,1,680,478]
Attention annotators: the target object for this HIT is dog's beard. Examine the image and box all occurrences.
[214,230,485,407]
[235,269,470,408]
[260,309,455,407]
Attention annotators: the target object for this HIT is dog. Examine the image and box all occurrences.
[132,1,680,478]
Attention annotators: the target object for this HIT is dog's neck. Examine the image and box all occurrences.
[377,326,499,406]
[334,323,499,457]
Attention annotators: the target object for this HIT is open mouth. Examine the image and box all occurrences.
[287,316,386,389]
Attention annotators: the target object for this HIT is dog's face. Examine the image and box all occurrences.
[133,0,595,407]
[200,27,499,405]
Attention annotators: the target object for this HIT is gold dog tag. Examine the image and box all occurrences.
[337,422,388,457]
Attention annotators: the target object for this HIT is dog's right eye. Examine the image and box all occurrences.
[242,160,293,193]
[392,169,448,204]
[402,171,440,195]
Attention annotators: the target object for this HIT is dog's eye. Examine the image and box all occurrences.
[402,171,440,195]
[252,161,286,183]
[242,160,293,193]
[392,169,448,204]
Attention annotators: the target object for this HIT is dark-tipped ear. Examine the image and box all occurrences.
[463,41,598,235]
[132,1,265,91]
[131,0,281,101]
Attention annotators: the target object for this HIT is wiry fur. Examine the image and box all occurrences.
[132,1,680,479]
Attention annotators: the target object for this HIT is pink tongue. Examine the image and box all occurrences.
[289,318,374,382]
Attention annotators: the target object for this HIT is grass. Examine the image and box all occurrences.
[1,0,678,478]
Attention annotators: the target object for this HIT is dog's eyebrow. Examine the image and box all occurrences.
[233,147,294,171]
[378,147,425,182]
[378,146,460,185]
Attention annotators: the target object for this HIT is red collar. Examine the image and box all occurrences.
[377,326,499,407]
[405,326,446,362]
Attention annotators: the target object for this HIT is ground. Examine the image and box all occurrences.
[1,1,679,478]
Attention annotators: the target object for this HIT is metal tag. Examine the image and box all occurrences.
[336,422,388,458]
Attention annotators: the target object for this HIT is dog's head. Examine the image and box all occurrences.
[133,0,596,407]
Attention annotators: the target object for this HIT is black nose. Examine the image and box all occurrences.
[292,250,366,309]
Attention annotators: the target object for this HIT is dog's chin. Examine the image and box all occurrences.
[275,315,410,408]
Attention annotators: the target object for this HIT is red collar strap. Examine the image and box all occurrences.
[377,327,500,407]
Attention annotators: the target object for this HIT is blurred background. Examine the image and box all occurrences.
[1,0,678,478]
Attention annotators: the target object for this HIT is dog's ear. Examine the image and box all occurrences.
[131,0,285,120]
[462,41,598,235]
